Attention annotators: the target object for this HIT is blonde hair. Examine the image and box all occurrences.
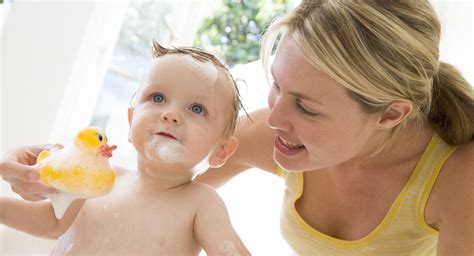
[262,0,473,146]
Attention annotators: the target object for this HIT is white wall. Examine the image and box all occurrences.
[1,1,95,253]
[434,0,473,83]
[2,2,94,153]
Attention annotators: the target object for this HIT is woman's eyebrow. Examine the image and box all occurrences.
[289,91,324,106]
[271,67,324,106]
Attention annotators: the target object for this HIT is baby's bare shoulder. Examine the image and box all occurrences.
[184,181,220,195]
[182,182,223,203]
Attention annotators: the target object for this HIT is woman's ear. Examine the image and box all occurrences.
[208,137,239,168]
[377,101,413,129]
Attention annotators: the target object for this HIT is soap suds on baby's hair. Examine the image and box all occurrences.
[179,55,218,86]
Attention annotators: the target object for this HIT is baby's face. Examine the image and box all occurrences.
[128,54,233,171]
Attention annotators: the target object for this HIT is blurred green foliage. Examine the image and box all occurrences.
[194,0,293,67]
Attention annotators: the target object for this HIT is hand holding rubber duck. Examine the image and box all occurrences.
[35,127,117,218]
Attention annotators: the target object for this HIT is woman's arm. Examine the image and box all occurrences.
[0,197,84,239]
[430,141,474,255]
[197,108,277,188]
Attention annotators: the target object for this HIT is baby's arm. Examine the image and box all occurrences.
[0,197,84,239]
[194,186,250,256]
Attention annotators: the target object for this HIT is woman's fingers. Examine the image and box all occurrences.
[3,144,63,166]
[10,178,57,195]
[0,159,38,181]
[1,144,63,201]
[11,184,49,202]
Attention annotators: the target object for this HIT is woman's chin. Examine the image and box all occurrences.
[274,149,330,172]
[274,151,305,172]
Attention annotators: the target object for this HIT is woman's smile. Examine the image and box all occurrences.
[274,135,305,156]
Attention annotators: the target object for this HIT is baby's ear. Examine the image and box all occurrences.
[208,137,239,168]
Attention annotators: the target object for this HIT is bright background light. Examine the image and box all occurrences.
[1,0,472,255]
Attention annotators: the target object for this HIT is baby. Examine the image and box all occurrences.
[0,41,250,255]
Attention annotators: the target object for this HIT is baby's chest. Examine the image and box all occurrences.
[68,194,197,245]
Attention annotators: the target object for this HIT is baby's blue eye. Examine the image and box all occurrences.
[190,104,204,115]
[152,94,165,103]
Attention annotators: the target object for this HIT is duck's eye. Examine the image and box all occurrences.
[98,134,103,142]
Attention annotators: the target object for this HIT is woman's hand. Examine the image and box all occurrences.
[0,144,61,201]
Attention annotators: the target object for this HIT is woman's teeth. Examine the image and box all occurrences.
[279,136,304,148]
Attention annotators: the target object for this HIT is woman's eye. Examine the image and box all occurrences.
[296,99,319,118]
[189,104,205,115]
[152,94,165,103]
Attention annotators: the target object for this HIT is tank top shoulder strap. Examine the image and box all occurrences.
[408,133,458,235]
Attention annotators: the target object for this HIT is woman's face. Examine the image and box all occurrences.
[267,35,380,171]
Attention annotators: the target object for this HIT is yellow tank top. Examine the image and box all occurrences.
[276,134,457,255]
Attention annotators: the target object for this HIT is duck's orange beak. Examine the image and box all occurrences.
[99,144,117,158]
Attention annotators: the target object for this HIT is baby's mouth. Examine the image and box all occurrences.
[155,132,177,140]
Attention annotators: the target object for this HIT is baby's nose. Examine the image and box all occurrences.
[161,111,180,125]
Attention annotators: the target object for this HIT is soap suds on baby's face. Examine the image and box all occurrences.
[144,123,185,163]
[145,136,184,163]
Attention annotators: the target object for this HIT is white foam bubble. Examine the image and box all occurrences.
[180,55,218,86]
[218,241,241,256]
[145,136,185,163]
[144,124,185,163]
[65,243,74,253]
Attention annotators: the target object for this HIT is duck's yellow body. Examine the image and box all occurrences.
[35,127,117,218]
[38,165,115,197]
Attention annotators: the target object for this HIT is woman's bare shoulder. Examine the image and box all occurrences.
[428,140,474,252]
[428,140,473,225]
[440,140,474,186]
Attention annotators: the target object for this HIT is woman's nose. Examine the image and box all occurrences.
[267,97,291,131]
[161,111,180,125]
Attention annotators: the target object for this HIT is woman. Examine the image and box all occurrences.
[2,0,473,254]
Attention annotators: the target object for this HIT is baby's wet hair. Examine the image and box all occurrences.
[145,40,249,137]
